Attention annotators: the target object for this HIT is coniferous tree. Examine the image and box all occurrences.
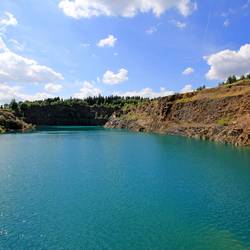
[9,99,19,112]
[240,75,245,81]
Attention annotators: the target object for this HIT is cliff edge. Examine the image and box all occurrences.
[105,80,250,146]
[0,109,33,133]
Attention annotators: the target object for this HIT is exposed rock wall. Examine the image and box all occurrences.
[105,81,250,146]
[0,109,32,133]
[22,104,116,126]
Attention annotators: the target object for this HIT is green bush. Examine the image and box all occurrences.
[217,117,231,126]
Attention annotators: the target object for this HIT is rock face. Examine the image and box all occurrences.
[0,109,32,133]
[105,80,250,147]
[22,104,116,126]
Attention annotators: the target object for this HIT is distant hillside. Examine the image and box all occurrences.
[106,80,250,147]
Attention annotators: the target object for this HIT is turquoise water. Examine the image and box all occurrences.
[0,127,250,250]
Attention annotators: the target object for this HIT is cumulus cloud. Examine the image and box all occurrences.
[205,44,250,80]
[0,14,64,103]
[74,81,101,99]
[44,83,63,93]
[0,49,64,84]
[0,12,17,27]
[180,84,193,93]
[59,0,197,18]
[0,36,63,85]
[9,39,24,51]
[27,92,54,101]
[177,0,197,16]
[182,67,194,75]
[0,37,7,50]
[97,35,117,47]
[0,83,53,103]
[0,83,22,103]
[102,68,128,85]
[114,87,174,98]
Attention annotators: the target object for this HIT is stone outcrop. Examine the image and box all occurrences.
[105,80,250,147]
[0,109,33,133]
[22,104,116,126]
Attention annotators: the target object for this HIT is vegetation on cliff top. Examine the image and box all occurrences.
[3,96,146,116]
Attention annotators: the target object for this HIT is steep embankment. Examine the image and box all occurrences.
[0,109,32,133]
[106,80,250,146]
[22,104,116,126]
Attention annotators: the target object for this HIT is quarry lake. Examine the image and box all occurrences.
[0,127,250,250]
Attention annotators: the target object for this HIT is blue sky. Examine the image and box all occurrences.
[0,0,250,103]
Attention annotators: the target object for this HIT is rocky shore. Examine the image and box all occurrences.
[0,109,33,133]
[1,80,249,147]
[105,80,250,147]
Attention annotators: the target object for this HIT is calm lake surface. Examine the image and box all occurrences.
[0,127,250,250]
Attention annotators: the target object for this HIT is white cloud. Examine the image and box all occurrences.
[0,30,63,86]
[170,19,187,29]
[223,19,230,27]
[146,26,158,34]
[177,0,197,16]
[0,12,17,27]
[0,13,64,103]
[0,37,7,51]
[44,83,63,93]
[0,83,53,103]
[0,83,22,103]
[59,0,197,18]
[182,67,194,75]
[9,39,24,51]
[205,44,250,80]
[114,87,174,98]
[74,81,101,99]
[180,84,193,93]
[102,68,128,85]
[97,35,117,47]
[27,92,54,101]
[0,50,64,84]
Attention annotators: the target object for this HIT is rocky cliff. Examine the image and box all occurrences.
[0,109,32,133]
[22,104,116,126]
[105,80,250,147]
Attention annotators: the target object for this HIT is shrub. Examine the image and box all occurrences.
[196,85,206,91]
[217,117,231,126]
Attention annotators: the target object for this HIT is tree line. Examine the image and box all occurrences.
[220,73,250,86]
[3,95,147,114]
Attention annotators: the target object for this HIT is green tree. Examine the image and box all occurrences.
[196,85,206,91]
[240,75,245,81]
[9,99,19,112]
[226,75,237,85]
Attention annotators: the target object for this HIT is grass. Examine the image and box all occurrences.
[0,126,5,133]
[217,117,231,126]
[177,97,193,103]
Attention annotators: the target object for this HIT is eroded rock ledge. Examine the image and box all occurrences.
[0,109,33,133]
[105,81,250,147]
